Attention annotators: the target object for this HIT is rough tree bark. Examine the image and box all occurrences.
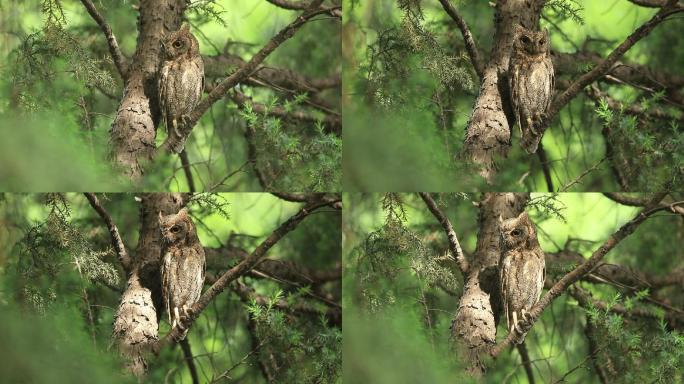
[463,0,545,181]
[111,193,186,376]
[450,192,529,373]
[109,0,186,180]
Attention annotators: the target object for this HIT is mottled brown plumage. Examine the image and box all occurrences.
[158,24,204,153]
[509,25,555,154]
[499,211,545,344]
[159,208,205,340]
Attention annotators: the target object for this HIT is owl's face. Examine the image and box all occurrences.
[499,212,532,249]
[162,25,197,59]
[514,26,549,56]
[159,209,190,244]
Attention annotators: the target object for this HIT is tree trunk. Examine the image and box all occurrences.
[112,193,186,376]
[110,0,186,180]
[451,192,529,372]
[464,0,545,181]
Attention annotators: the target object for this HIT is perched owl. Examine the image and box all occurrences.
[509,25,554,154]
[159,208,206,340]
[499,211,545,344]
[158,24,204,154]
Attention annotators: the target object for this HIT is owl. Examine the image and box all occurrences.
[158,24,205,154]
[509,25,555,154]
[159,208,206,340]
[498,211,545,344]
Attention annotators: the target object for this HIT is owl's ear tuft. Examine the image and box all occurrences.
[178,207,189,217]
[517,211,530,221]
[180,23,190,33]
[158,211,164,222]
[513,23,525,35]
[498,214,504,226]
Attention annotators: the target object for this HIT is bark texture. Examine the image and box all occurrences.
[109,0,186,179]
[464,0,545,181]
[451,192,529,372]
[112,193,186,376]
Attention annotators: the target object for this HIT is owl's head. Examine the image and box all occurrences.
[159,208,193,244]
[499,211,536,249]
[161,24,199,59]
[513,25,549,56]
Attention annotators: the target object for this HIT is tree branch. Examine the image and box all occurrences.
[437,0,484,79]
[490,200,684,357]
[84,193,131,272]
[79,0,127,78]
[418,193,469,276]
[266,0,342,17]
[154,196,340,352]
[516,342,536,384]
[545,1,683,126]
[179,150,196,192]
[179,339,199,384]
[603,192,660,207]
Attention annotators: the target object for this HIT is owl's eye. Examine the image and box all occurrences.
[173,40,183,48]
[520,35,531,44]
[171,225,181,233]
[511,229,522,236]
[538,39,545,45]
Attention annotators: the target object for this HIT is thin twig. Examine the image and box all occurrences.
[418,193,469,276]
[84,193,131,272]
[437,0,484,79]
[79,0,127,78]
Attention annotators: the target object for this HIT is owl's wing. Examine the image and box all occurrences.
[160,250,172,324]
[508,59,521,130]
[546,58,555,112]
[158,64,170,130]
[536,247,546,302]
[500,255,511,330]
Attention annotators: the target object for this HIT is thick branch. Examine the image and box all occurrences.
[84,193,131,272]
[545,2,683,125]
[79,0,127,78]
[437,0,484,79]
[203,53,340,94]
[490,200,684,357]
[154,196,340,351]
[418,193,469,276]
[603,192,659,207]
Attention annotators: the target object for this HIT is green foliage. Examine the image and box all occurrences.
[596,95,684,191]
[583,290,684,383]
[246,287,342,383]
[544,0,585,24]
[240,96,341,191]
[15,194,119,312]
